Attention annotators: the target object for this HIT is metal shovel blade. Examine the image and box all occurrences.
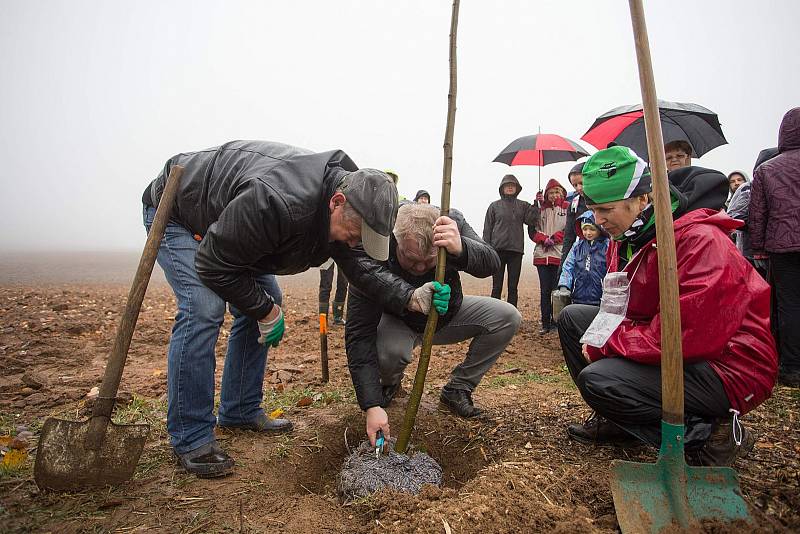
[609,422,751,533]
[34,417,149,491]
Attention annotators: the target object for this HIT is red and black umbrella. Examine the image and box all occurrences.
[581,100,727,162]
[493,133,589,190]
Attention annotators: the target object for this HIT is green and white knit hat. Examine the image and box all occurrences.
[582,146,652,205]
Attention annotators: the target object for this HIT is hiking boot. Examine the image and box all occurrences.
[439,387,483,418]
[567,412,638,445]
[538,323,550,335]
[686,419,755,467]
[332,301,346,326]
[175,441,235,479]
[218,411,293,434]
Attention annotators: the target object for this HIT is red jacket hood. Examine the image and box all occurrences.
[673,207,744,235]
[542,178,567,208]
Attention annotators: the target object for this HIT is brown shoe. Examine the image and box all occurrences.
[567,412,638,445]
[686,419,755,467]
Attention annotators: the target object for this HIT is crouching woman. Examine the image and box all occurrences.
[556,146,777,466]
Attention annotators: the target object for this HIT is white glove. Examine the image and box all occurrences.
[407,282,436,314]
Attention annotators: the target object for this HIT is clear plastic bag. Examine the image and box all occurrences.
[581,272,631,347]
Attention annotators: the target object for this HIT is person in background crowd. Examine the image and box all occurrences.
[385,170,407,201]
[414,190,431,204]
[529,179,568,334]
[318,261,348,326]
[750,107,800,388]
[725,170,748,210]
[559,163,587,274]
[558,146,776,466]
[555,211,608,306]
[664,140,693,171]
[483,174,538,308]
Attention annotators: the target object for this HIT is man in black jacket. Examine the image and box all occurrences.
[483,174,538,307]
[343,203,520,447]
[142,140,398,478]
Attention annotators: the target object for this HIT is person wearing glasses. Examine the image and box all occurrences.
[664,140,693,171]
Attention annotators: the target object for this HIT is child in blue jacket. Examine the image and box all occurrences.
[556,211,608,305]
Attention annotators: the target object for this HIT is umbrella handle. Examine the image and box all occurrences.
[628,0,684,425]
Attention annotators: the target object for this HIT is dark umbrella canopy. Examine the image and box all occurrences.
[493,133,589,166]
[582,100,727,162]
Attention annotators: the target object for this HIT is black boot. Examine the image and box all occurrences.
[686,418,755,467]
[318,302,329,316]
[439,386,483,418]
[538,321,551,335]
[567,412,638,445]
[175,441,235,479]
[332,301,346,326]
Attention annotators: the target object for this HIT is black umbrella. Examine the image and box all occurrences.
[493,133,589,190]
[582,100,727,161]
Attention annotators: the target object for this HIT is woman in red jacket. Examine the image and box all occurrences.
[557,146,777,466]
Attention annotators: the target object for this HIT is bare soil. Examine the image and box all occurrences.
[0,256,797,533]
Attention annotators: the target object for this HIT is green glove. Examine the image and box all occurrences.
[431,282,451,315]
[258,308,285,348]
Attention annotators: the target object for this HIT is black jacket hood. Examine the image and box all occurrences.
[667,166,729,216]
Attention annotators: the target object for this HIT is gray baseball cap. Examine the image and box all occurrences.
[342,168,399,261]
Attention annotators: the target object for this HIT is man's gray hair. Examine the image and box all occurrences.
[393,203,438,255]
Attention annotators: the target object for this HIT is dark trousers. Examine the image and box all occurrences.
[491,250,523,307]
[536,264,559,327]
[771,252,800,374]
[319,263,348,304]
[557,304,730,449]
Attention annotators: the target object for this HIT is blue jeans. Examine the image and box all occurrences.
[143,205,282,453]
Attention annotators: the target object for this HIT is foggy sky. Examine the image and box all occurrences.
[1,0,798,255]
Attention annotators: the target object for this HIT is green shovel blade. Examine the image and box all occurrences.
[610,422,751,533]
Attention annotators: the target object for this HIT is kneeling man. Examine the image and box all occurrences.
[344,203,520,443]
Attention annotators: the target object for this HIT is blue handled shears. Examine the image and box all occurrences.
[375,429,385,459]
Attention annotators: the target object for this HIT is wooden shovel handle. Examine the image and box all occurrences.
[90,165,184,422]
[628,0,684,425]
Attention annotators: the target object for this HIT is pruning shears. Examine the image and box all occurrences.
[375,429,385,459]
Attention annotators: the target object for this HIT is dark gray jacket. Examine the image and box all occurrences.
[142,140,358,319]
[341,209,499,410]
[482,175,538,254]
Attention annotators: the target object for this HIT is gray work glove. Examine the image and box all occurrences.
[407,282,437,314]
[554,287,571,298]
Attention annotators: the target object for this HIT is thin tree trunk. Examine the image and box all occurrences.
[395,0,460,454]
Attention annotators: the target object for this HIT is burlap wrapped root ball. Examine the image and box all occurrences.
[338,439,442,500]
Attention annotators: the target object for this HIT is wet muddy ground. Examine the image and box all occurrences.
[0,256,797,533]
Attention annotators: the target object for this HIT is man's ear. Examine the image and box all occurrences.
[330,191,346,210]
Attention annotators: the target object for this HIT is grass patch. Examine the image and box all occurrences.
[112,396,167,426]
[263,385,355,411]
[486,370,571,389]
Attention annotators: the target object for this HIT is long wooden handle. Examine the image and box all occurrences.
[91,165,184,421]
[395,0,460,454]
[628,0,684,425]
[320,313,329,383]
